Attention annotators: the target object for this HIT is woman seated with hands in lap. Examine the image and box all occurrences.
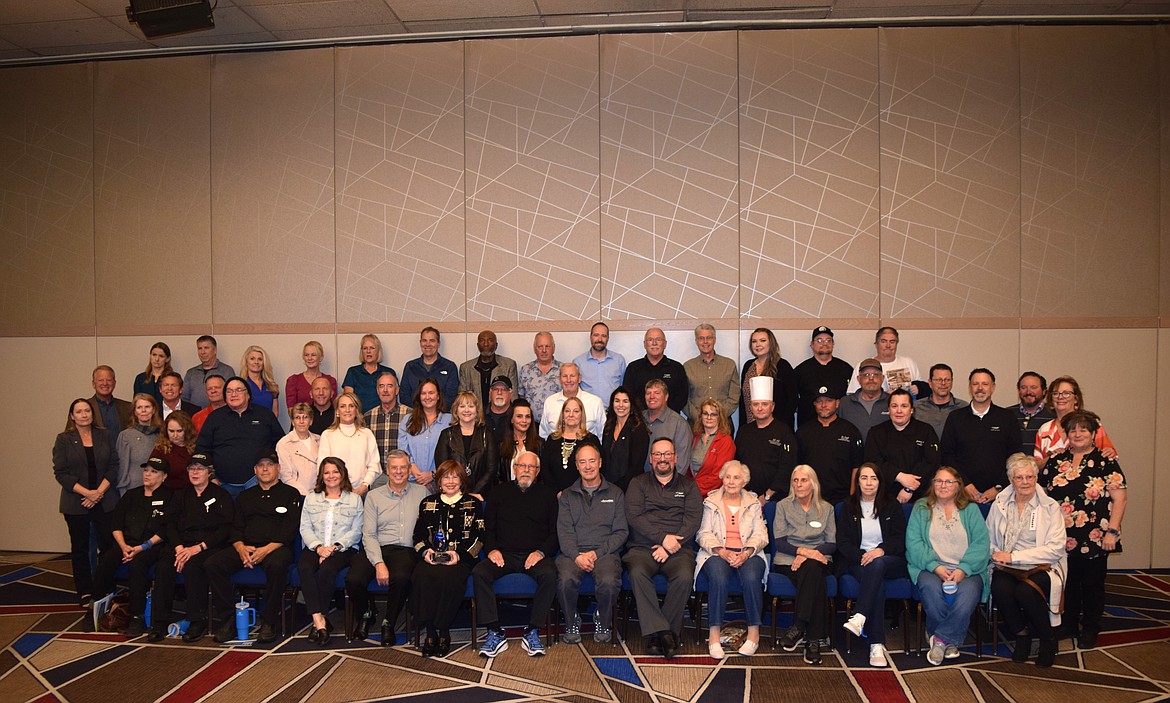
[774,465,835,666]
[837,462,907,668]
[297,457,364,645]
[696,460,767,659]
[906,465,990,666]
[988,453,1066,667]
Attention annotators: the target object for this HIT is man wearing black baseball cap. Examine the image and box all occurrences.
[795,386,863,504]
[485,375,515,443]
[794,326,854,428]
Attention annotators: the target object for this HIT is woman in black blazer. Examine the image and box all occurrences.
[739,328,798,430]
[600,386,649,491]
[835,462,907,667]
[53,398,119,604]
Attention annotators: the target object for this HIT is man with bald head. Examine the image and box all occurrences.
[474,451,559,657]
[308,376,336,435]
[556,442,626,643]
[460,329,518,409]
[518,332,562,423]
[623,327,688,414]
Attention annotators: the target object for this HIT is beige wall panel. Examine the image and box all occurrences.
[465,36,601,322]
[211,49,336,325]
[739,29,881,320]
[1161,27,1169,323]
[0,337,97,551]
[1020,329,1155,568]
[1155,329,1170,567]
[880,27,1021,320]
[94,57,212,332]
[600,32,740,321]
[97,335,211,403]
[1019,27,1160,321]
[0,64,95,337]
[335,42,466,324]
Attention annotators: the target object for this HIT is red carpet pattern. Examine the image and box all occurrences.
[1,553,1168,702]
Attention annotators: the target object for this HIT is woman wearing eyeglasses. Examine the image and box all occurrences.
[1033,376,1116,463]
[906,466,990,666]
[690,398,736,497]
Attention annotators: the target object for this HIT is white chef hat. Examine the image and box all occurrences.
[749,375,773,402]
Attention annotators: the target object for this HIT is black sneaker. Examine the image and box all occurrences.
[779,625,806,652]
[123,616,146,638]
[146,627,166,643]
[213,620,235,644]
[803,640,822,665]
[256,622,278,644]
[183,620,208,643]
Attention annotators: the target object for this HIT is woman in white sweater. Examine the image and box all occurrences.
[318,391,381,497]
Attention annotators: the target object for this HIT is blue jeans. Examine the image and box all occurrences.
[917,570,982,646]
[849,555,905,645]
[220,476,258,499]
[701,555,765,627]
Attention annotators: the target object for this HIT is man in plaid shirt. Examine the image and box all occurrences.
[365,371,411,490]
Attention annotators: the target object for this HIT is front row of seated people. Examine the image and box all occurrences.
[66,399,1121,666]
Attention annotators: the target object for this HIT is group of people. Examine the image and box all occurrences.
[54,325,1126,666]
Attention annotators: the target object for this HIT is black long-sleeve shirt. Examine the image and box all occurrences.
[734,419,798,498]
[483,480,559,556]
[230,481,301,547]
[110,486,173,545]
[624,470,702,549]
[940,403,1024,492]
[624,356,689,413]
[165,483,234,549]
[194,405,284,484]
[863,420,939,500]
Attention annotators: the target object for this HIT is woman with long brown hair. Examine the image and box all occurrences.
[151,411,197,490]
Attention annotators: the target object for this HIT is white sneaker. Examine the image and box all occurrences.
[927,635,946,666]
[944,643,960,659]
[708,641,725,659]
[869,643,888,667]
[738,639,758,656]
[843,613,866,637]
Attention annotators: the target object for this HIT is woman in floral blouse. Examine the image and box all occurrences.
[1038,410,1127,649]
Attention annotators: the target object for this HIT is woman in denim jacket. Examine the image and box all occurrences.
[298,456,364,644]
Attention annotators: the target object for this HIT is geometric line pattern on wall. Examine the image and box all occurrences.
[879,26,1021,320]
[1019,26,1160,321]
[601,32,740,321]
[465,36,601,322]
[336,42,467,323]
[740,29,881,320]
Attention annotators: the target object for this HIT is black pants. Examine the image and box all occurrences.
[1064,555,1108,635]
[296,548,352,617]
[412,560,472,631]
[776,560,829,639]
[93,543,163,618]
[205,545,294,628]
[346,546,418,626]
[152,545,222,625]
[472,552,557,630]
[992,569,1053,639]
[63,510,111,597]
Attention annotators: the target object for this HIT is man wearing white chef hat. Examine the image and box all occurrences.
[733,376,798,502]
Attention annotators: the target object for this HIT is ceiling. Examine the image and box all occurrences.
[1,0,1168,64]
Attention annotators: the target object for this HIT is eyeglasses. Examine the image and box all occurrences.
[515,463,538,470]
[650,451,675,458]
[932,479,958,486]
[225,388,248,394]
[701,411,720,418]
[1052,390,1075,398]
[861,372,882,379]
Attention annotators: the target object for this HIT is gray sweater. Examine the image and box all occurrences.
[557,478,628,557]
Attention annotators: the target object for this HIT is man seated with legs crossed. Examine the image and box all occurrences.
[345,449,428,645]
[206,450,301,643]
[623,437,702,658]
[475,451,559,657]
[556,442,627,644]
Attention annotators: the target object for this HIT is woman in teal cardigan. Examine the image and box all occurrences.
[906,465,990,666]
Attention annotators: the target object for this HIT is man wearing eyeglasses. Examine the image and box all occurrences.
[623,438,701,659]
[914,363,968,438]
[839,358,891,442]
[623,327,689,413]
[940,368,1023,504]
[195,376,284,499]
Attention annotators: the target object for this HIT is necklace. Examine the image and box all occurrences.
[338,423,358,438]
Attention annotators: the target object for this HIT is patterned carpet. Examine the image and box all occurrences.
[1,552,1168,703]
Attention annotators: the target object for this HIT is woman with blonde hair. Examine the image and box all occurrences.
[343,333,395,418]
[318,391,381,497]
[435,391,498,497]
[241,345,280,415]
[773,464,835,665]
[116,393,162,494]
[540,396,598,492]
[277,402,321,495]
[286,340,337,410]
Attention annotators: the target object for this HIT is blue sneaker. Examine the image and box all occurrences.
[479,629,508,658]
[521,628,545,656]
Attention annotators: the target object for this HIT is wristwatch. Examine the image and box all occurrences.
[1106,528,1121,537]
[902,486,913,494]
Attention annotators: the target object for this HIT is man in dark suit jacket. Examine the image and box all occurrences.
[90,365,132,447]
[159,372,201,419]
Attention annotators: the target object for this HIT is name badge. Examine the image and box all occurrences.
[809,521,823,528]
[151,500,165,506]
[674,492,686,498]
[276,506,288,513]
[601,499,614,503]
[440,370,448,375]
[205,498,216,507]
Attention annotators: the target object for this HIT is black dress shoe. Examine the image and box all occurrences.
[313,627,329,646]
[1078,630,1098,649]
[352,618,370,641]
[213,620,235,644]
[421,636,437,657]
[123,616,146,638]
[256,622,278,644]
[1037,639,1057,667]
[436,635,451,657]
[183,620,208,643]
[1012,636,1032,663]
[661,631,679,659]
[381,623,394,647]
[147,627,167,643]
[646,636,664,656]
